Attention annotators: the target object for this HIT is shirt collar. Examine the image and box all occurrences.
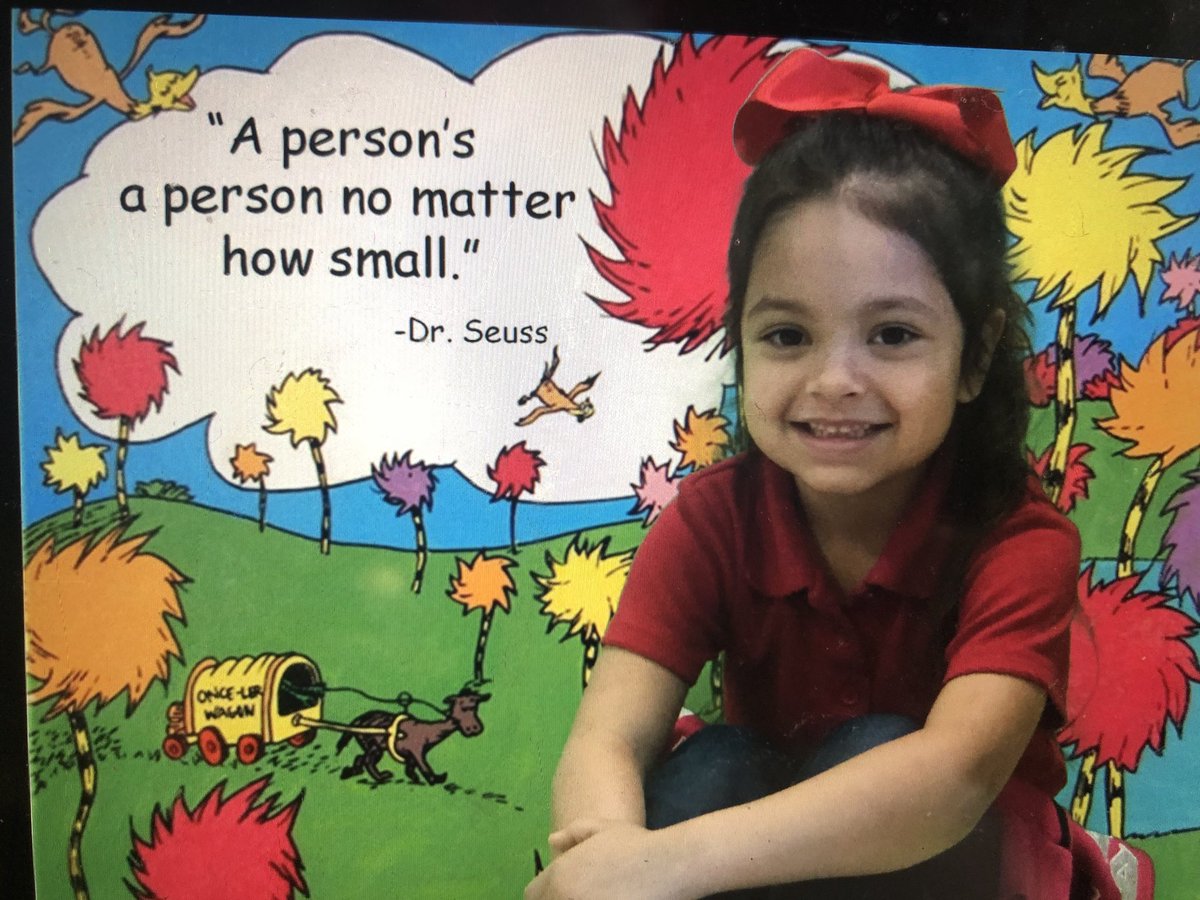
[740,450,954,603]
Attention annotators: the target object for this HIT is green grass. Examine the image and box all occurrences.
[27,498,654,900]
[25,486,1197,898]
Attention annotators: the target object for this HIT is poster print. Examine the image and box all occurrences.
[13,8,1200,897]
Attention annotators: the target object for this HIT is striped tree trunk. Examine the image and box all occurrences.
[309,440,332,555]
[66,710,97,900]
[257,480,268,532]
[1116,457,1164,579]
[410,508,427,594]
[115,417,131,520]
[581,626,601,690]
[1070,752,1098,828]
[1043,304,1079,506]
[72,488,85,527]
[1106,764,1126,838]
[474,607,495,683]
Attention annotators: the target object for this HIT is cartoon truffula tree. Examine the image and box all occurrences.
[534,536,633,689]
[488,442,545,553]
[1003,123,1194,505]
[1162,469,1200,610]
[263,369,341,554]
[129,778,307,900]
[1060,569,1200,838]
[41,430,108,527]
[587,35,780,354]
[631,457,680,526]
[1162,252,1200,317]
[671,406,731,472]
[230,443,273,532]
[1100,322,1200,580]
[448,552,518,683]
[373,451,438,593]
[25,530,187,900]
[1069,321,1200,836]
[74,322,179,520]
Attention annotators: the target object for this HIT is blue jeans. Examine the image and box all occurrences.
[644,716,1000,899]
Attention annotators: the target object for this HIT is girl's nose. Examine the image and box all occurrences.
[806,344,863,398]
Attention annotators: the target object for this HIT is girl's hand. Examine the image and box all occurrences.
[526,822,692,900]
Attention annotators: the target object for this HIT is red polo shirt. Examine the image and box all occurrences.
[604,450,1079,796]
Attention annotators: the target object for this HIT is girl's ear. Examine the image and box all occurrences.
[957,308,1006,403]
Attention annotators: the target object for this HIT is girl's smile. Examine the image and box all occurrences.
[740,195,975,520]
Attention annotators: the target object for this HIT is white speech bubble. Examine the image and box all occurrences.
[34,32,904,502]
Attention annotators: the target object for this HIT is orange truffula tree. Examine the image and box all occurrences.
[25,530,187,900]
[230,442,274,532]
[447,552,518,683]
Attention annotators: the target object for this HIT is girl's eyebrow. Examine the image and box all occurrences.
[862,296,940,316]
[743,295,809,318]
[744,294,939,318]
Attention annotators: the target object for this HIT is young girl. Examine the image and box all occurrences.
[527,49,1081,899]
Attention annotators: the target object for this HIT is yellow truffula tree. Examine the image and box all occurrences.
[263,369,342,554]
[1004,123,1194,504]
[25,530,187,900]
[41,431,108,527]
[534,536,633,689]
[447,552,518,683]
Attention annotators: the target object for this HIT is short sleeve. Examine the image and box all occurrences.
[943,493,1080,722]
[603,475,731,686]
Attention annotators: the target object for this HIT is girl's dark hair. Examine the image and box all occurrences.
[725,112,1033,612]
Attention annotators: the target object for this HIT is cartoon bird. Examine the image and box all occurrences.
[13,9,205,144]
[515,346,599,427]
[1033,55,1200,148]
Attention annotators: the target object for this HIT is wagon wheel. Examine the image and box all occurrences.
[197,726,228,765]
[161,735,187,760]
[236,734,264,764]
[288,729,316,747]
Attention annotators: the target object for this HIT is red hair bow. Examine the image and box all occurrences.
[733,49,1017,186]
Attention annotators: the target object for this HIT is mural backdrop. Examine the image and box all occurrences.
[14,8,1200,898]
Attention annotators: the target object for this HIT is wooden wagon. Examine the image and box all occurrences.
[162,653,322,765]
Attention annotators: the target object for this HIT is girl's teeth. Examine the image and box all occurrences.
[809,423,873,439]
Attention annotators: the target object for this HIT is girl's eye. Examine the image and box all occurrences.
[872,325,919,347]
[763,327,807,348]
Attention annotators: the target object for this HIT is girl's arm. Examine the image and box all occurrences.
[549,645,689,835]
[531,671,1044,900]
[674,671,1045,892]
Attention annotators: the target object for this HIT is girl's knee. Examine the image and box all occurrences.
[794,714,919,782]
[645,725,784,828]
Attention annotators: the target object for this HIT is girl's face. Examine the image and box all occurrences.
[740,196,977,514]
